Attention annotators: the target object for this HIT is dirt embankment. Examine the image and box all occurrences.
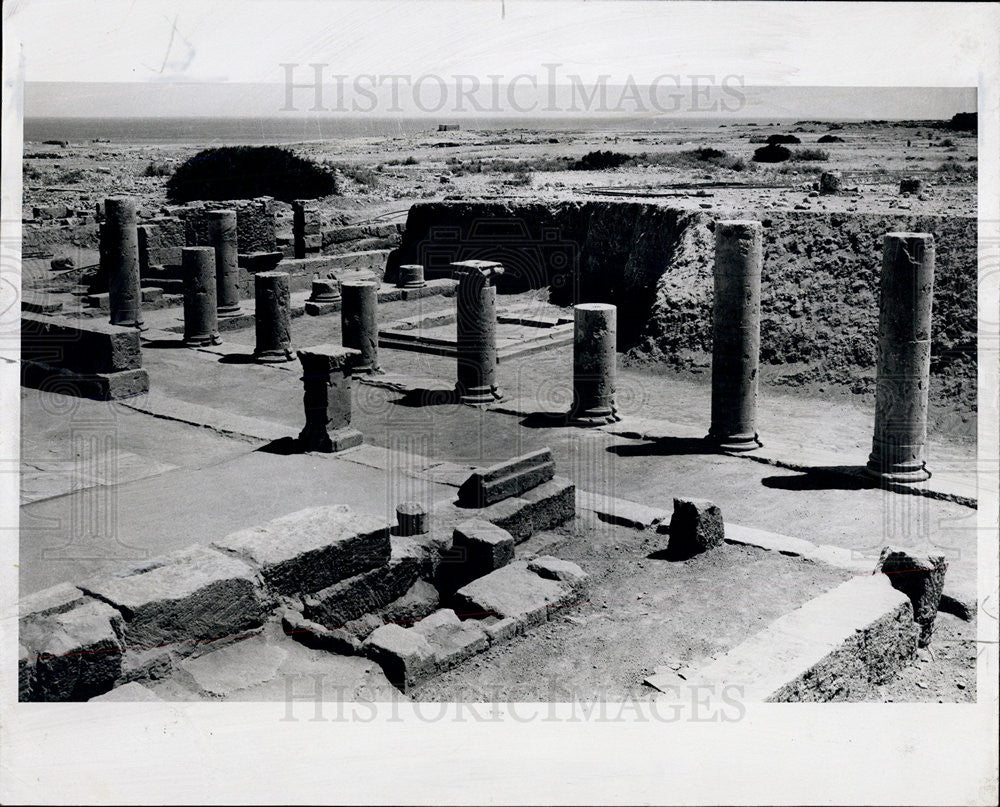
[393,201,977,439]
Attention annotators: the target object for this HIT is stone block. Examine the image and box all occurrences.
[434,495,534,544]
[520,476,575,532]
[281,609,361,655]
[81,544,266,651]
[451,519,515,581]
[301,538,423,627]
[458,448,556,507]
[21,312,142,373]
[666,498,725,559]
[20,597,125,701]
[483,616,519,644]
[20,361,149,402]
[453,561,576,628]
[527,556,588,589]
[363,623,437,691]
[214,505,391,597]
[411,609,488,670]
[876,546,947,647]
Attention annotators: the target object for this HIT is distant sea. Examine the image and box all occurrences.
[23,115,812,147]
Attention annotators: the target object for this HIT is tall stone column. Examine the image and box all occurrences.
[708,220,763,450]
[181,247,221,347]
[867,233,935,482]
[296,345,364,453]
[253,270,294,362]
[103,197,144,329]
[452,260,504,405]
[341,280,380,373]
[570,303,618,425]
[207,210,241,317]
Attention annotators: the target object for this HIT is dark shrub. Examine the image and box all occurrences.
[144,160,172,177]
[752,144,792,163]
[166,146,336,203]
[817,134,844,143]
[766,134,801,145]
[571,150,633,170]
[948,112,977,132]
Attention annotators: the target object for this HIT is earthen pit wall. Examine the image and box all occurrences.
[389,201,976,391]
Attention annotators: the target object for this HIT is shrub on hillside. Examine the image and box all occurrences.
[144,160,172,177]
[752,144,792,163]
[766,133,801,145]
[571,150,633,170]
[817,134,844,143]
[166,146,336,203]
[790,148,830,162]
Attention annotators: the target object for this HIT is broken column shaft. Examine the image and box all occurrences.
[867,232,935,482]
[708,220,763,450]
[181,247,221,347]
[397,264,426,289]
[103,197,144,329]
[452,260,504,405]
[253,270,294,362]
[207,210,241,317]
[296,345,363,453]
[571,303,618,425]
[340,280,380,373]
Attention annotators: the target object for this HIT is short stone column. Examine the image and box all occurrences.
[296,345,364,453]
[181,247,221,347]
[292,200,322,259]
[340,280,380,373]
[253,270,294,362]
[397,264,426,289]
[103,197,144,329]
[867,233,934,482]
[452,260,504,405]
[207,210,241,317]
[305,276,341,316]
[708,220,763,451]
[396,503,429,536]
[570,303,618,425]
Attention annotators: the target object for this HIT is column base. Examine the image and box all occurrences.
[865,456,931,483]
[254,347,295,363]
[297,426,363,454]
[458,385,503,406]
[706,431,762,452]
[184,332,222,347]
[397,282,427,290]
[569,405,620,427]
[217,305,243,318]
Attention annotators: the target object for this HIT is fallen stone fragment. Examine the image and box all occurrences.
[527,556,588,589]
[875,546,948,646]
[666,498,725,559]
[214,505,391,597]
[362,623,436,691]
[450,519,515,582]
[411,609,489,670]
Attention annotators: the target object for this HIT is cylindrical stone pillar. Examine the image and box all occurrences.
[867,233,934,482]
[396,502,429,536]
[570,303,618,425]
[454,261,504,405]
[397,264,426,289]
[207,210,241,317]
[341,281,380,373]
[253,271,294,362]
[181,247,221,347]
[708,220,763,451]
[296,346,363,453]
[104,197,144,329]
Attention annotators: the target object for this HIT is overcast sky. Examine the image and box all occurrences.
[4,0,994,118]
